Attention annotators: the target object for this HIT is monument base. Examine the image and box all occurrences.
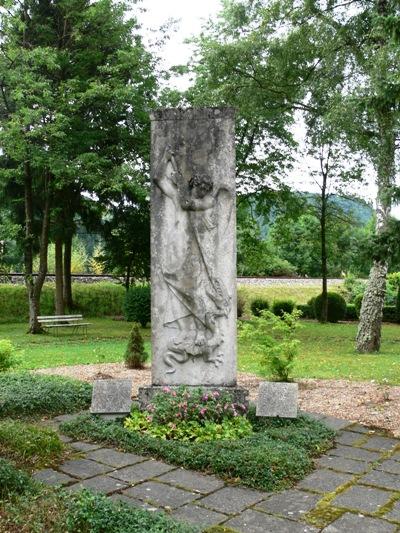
[137,385,249,411]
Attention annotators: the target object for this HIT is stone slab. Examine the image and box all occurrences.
[224,509,318,533]
[385,500,400,521]
[156,468,225,494]
[197,486,264,514]
[172,504,228,527]
[320,416,352,431]
[86,448,145,468]
[110,460,175,483]
[327,445,381,462]
[90,379,132,415]
[256,381,298,418]
[377,459,400,475]
[33,468,75,486]
[255,489,320,519]
[70,441,102,452]
[297,469,353,493]
[360,469,400,491]
[335,431,365,446]
[67,475,128,495]
[360,435,399,452]
[347,423,371,434]
[317,455,370,474]
[59,434,73,443]
[332,484,394,513]
[110,493,160,512]
[59,458,112,479]
[322,512,397,532]
[123,481,201,509]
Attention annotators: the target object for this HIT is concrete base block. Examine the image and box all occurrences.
[256,382,298,418]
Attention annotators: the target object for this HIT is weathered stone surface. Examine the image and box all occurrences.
[360,469,400,491]
[110,493,160,512]
[331,485,394,512]
[110,460,175,483]
[322,512,397,532]
[70,441,102,452]
[59,434,73,443]
[377,459,400,475]
[123,481,200,509]
[224,509,318,533]
[256,382,298,418]
[150,107,237,387]
[172,504,228,526]
[335,431,365,446]
[360,435,399,452]
[327,445,381,462]
[197,486,264,514]
[255,489,320,519]
[156,467,225,494]
[59,458,112,479]
[67,475,128,495]
[33,468,75,486]
[347,424,371,434]
[317,455,370,474]
[320,416,351,431]
[297,469,353,493]
[385,500,400,521]
[86,448,145,468]
[90,379,132,415]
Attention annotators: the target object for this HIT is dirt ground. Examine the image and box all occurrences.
[34,363,400,437]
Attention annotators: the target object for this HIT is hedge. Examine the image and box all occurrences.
[0,282,125,322]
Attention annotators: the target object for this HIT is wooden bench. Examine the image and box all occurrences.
[38,315,91,335]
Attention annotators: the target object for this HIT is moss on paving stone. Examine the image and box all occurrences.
[203,526,240,533]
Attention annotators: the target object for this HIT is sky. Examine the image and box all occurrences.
[136,0,399,218]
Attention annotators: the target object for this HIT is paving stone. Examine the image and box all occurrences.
[297,469,353,493]
[347,424,371,434]
[360,435,399,452]
[53,414,80,423]
[332,484,394,513]
[86,448,145,468]
[172,504,228,526]
[59,434,73,443]
[110,460,175,483]
[109,493,160,512]
[156,468,224,494]
[300,411,326,421]
[59,458,112,479]
[317,455,370,474]
[322,512,397,532]
[123,481,200,509]
[320,416,351,431]
[335,431,365,446]
[360,469,400,491]
[385,499,400,521]
[69,441,102,452]
[33,468,75,486]
[255,489,320,519]
[225,509,318,533]
[327,444,381,462]
[68,474,128,495]
[377,459,400,475]
[197,486,265,514]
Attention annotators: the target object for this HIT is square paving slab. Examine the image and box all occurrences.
[224,509,318,533]
[335,431,365,446]
[172,504,228,527]
[360,436,399,452]
[197,486,265,514]
[297,469,353,493]
[69,441,102,452]
[86,448,146,468]
[59,458,112,479]
[376,459,400,475]
[331,484,394,513]
[327,445,381,462]
[384,499,400,521]
[123,481,201,509]
[317,455,370,474]
[255,489,320,519]
[33,468,75,486]
[67,475,128,495]
[322,512,397,532]
[156,468,224,494]
[110,460,175,483]
[110,493,160,512]
[360,469,400,491]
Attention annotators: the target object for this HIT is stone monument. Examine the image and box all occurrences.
[138,107,247,407]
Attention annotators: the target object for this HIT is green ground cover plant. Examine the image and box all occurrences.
[0,373,92,418]
[124,322,148,369]
[0,339,17,372]
[61,409,334,492]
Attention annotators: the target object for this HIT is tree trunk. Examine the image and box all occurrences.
[55,236,64,315]
[320,166,328,323]
[63,234,73,310]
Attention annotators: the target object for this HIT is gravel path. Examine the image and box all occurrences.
[34,363,400,437]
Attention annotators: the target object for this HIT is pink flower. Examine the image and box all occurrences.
[200,408,207,416]
[212,391,220,398]
[171,390,177,397]
[162,386,171,393]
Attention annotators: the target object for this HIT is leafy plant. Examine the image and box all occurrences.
[124,284,151,326]
[314,292,347,323]
[124,322,148,369]
[239,310,302,382]
[272,299,295,317]
[387,272,400,323]
[237,292,246,318]
[250,297,270,317]
[0,458,35,499]
[0,339,17,372]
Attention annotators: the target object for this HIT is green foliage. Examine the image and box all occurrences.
[383,306,397,323]
[124,322,148,369]
[124,284,151,326]
[272,299,295,318]
[314,292,347,323]
[307,297,317,319]
[0,373,92,418]
[0,458,35,499]
[296,304,313,319]
[250,297,270,317]
[0,339,17,372]
[239,310,302,382]
[237,292,246,318]
[342,274,366,303]
[62,413,334,492]
[0,420,63,469]
[345,304,358,321]
[354,293,364,316]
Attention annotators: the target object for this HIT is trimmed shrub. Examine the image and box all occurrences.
[250,297,269,317]
[0,458,35,499]
[296,304,313,319]
[354,293,363,316]
[345,304,358,321]
[237,292,246,318]
[0,339,17,372]
[124,284,151,326]
[383,305,397,323]
[0,373,92,418]
[306,297,316,319]
[272,299,295,317]
[314,292,347,323]
[124,323,148,369]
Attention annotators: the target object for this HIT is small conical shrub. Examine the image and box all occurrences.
[124,323,148,369]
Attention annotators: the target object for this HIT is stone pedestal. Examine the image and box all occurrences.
[139,107,246,405]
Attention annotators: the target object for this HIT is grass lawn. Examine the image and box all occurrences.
[238,283,341,307]
[1,317,400,384]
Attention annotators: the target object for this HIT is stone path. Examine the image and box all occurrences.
[35,413,400,532]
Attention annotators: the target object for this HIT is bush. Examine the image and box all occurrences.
[306,297,316,319]
[272,299,295,317]
[296,304,313,319]
[0,420,64,469]
[0,339,17,372]
[345,304,358,321]
[124,323,148,369]
[314,292,347,323]
[0,458,35,499]
[61,412,334,492]
[124,284,151,326]
[0,373,92,418]
[383,305,397,323]
[250,297,269,317]
[237,292,246,318]
[354,293,363,316]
